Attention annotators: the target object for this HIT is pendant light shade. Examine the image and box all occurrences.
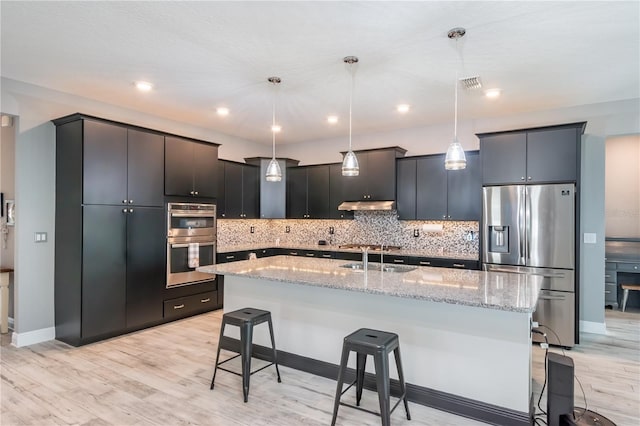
[445,28,467,171]
[265,76,282,182]
[342,56,359,177]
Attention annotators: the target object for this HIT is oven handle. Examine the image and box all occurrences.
[170,242,215,248]
[170,212,216,218]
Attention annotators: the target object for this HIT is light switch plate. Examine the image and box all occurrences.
[583,233,597,244]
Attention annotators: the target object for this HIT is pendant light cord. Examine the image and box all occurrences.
[349,63,354,151]
[272,81,277,158]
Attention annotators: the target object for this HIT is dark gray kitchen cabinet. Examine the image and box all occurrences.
[397,152,480,221]
[329,164,353,219]
[478,122,585,185]
[219,160,259,219]
[82,121,164,207]
[287,165,330,218]
[165,136,219,198]
[342,147,406,201]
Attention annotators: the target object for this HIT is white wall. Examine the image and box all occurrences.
[605,134,640,238]
[2,73,639,344]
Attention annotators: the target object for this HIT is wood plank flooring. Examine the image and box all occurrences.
[1,309,638,426]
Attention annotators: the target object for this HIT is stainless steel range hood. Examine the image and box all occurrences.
[337,200,395,211]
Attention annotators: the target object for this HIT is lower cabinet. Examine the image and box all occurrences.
[407,257,480,270]
[604,262,618,309]
[164,291,218,320]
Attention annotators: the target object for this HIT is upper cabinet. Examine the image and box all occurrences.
[396,152,481,221]
[329,164,353,219]
[75,119,164,207]
[218,160,259,219]
[165,136,219,198]
[478,122,586,185]
[341,147,407,201]
[287,165,330,219]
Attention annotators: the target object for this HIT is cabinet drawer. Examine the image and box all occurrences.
[605,262,617,271]
[617,262,640,273]
[604,283,618,303]
[164,291,217,320]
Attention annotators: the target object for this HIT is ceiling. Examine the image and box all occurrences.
[1,1,639,145]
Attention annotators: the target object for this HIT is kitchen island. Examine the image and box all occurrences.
[198,256,541,425]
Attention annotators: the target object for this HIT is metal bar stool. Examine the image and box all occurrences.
[331,328,411,426]
[210,307,281,402]
[621,284,640,312]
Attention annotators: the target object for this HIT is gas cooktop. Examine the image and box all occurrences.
[338,244,402,252]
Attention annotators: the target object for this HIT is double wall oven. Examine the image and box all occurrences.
[167,202,217,288]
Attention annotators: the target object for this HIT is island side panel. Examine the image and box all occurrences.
[222,275,533,413]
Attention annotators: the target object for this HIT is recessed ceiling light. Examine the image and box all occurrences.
[327,115,338,124]
[397,104,410,113]
[216,107,230,116]
[134,81,153,92]
[271,124,282,133]
[485,88,501,99]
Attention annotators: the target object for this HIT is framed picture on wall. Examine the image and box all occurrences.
[6,200,15,226]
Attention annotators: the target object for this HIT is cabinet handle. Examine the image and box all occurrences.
[129,208,134,213]
[123,208,128,213]
[604,291,611,294]
[447,215,451,219]
[289,252,298,255]
[527,177,532,180]
[393,259,405,264]
[222,213,225,217]
[635,266,638,270]
[129,200,133,204]
[420,261,431,266]
[122,199,127,204]
[195,191,199,195]
[200,298,211,303]
[521,177,525,180]
[173,304,185,310]
[306,253,315,257]
[604,274,611,278]
[226,255,235,260]
[322,254,332,258]
[442,215,446,219]
[452,263,465,268]
[190,191,194,195]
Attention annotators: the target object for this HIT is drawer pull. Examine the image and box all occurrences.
[173,304,185,310]
[306,253,315,257]
[604,291,611,294]
[604,274,611,278]
[289,252,298,255]
[200,298,211,303]
[226,255,235,260]
[420,261,431,266]
[393,259,405,263]
[452,263,465,268]
[322,254,332,258]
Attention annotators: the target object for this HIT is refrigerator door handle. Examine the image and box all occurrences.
[538,294,566,301]
[519,186,527,264]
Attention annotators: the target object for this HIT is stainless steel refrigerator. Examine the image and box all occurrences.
[482,184,576,347]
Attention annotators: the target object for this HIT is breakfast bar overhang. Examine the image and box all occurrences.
[199,256,542,425]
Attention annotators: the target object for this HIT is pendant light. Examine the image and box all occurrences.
[265,76,283,182]
[342,56,359,176]
[444,28,467,171]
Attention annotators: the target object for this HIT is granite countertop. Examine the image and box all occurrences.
[198,255,540,313]
[217,243,479,261]
[605,241,640,263]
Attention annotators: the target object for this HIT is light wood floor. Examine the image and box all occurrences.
[1,309,638,426]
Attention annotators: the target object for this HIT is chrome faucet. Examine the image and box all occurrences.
[361,246,369,271]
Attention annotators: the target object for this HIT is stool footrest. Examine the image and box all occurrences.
[339,393,406,418]
[215,362,276,378]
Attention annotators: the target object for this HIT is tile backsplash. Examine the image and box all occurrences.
[218,210,478,254]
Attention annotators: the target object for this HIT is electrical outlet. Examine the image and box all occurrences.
[413,229,420,237]
[285,226,290,233]
[250,226,255,234]
[329,226,334,235]
[34,232,48,243]
[465,231,475,241]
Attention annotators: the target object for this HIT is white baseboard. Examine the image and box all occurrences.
[11,326,56,347]
[579,320,607,335]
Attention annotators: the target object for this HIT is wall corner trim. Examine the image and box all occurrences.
[11,326,56,347]
[579,320,607,335]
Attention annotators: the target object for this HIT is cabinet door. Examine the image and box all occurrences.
[165,136,194,196]
[217,161,226,218]
[416,156,447,220]
[223,162,244,218]
[287,167,308,218]
[396,159,417,220]
[480,133,527,185]
[367,150,397,200]
[447,152,481,221]
[307,166,330,218]
[193,142,218,197]
[329,164,353,219]
[126,207,165,329]
[242,165,259,219]
[82,205,127,339]
[526,127,578,183]
[127,129,164,207]
[83,120,127,205]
